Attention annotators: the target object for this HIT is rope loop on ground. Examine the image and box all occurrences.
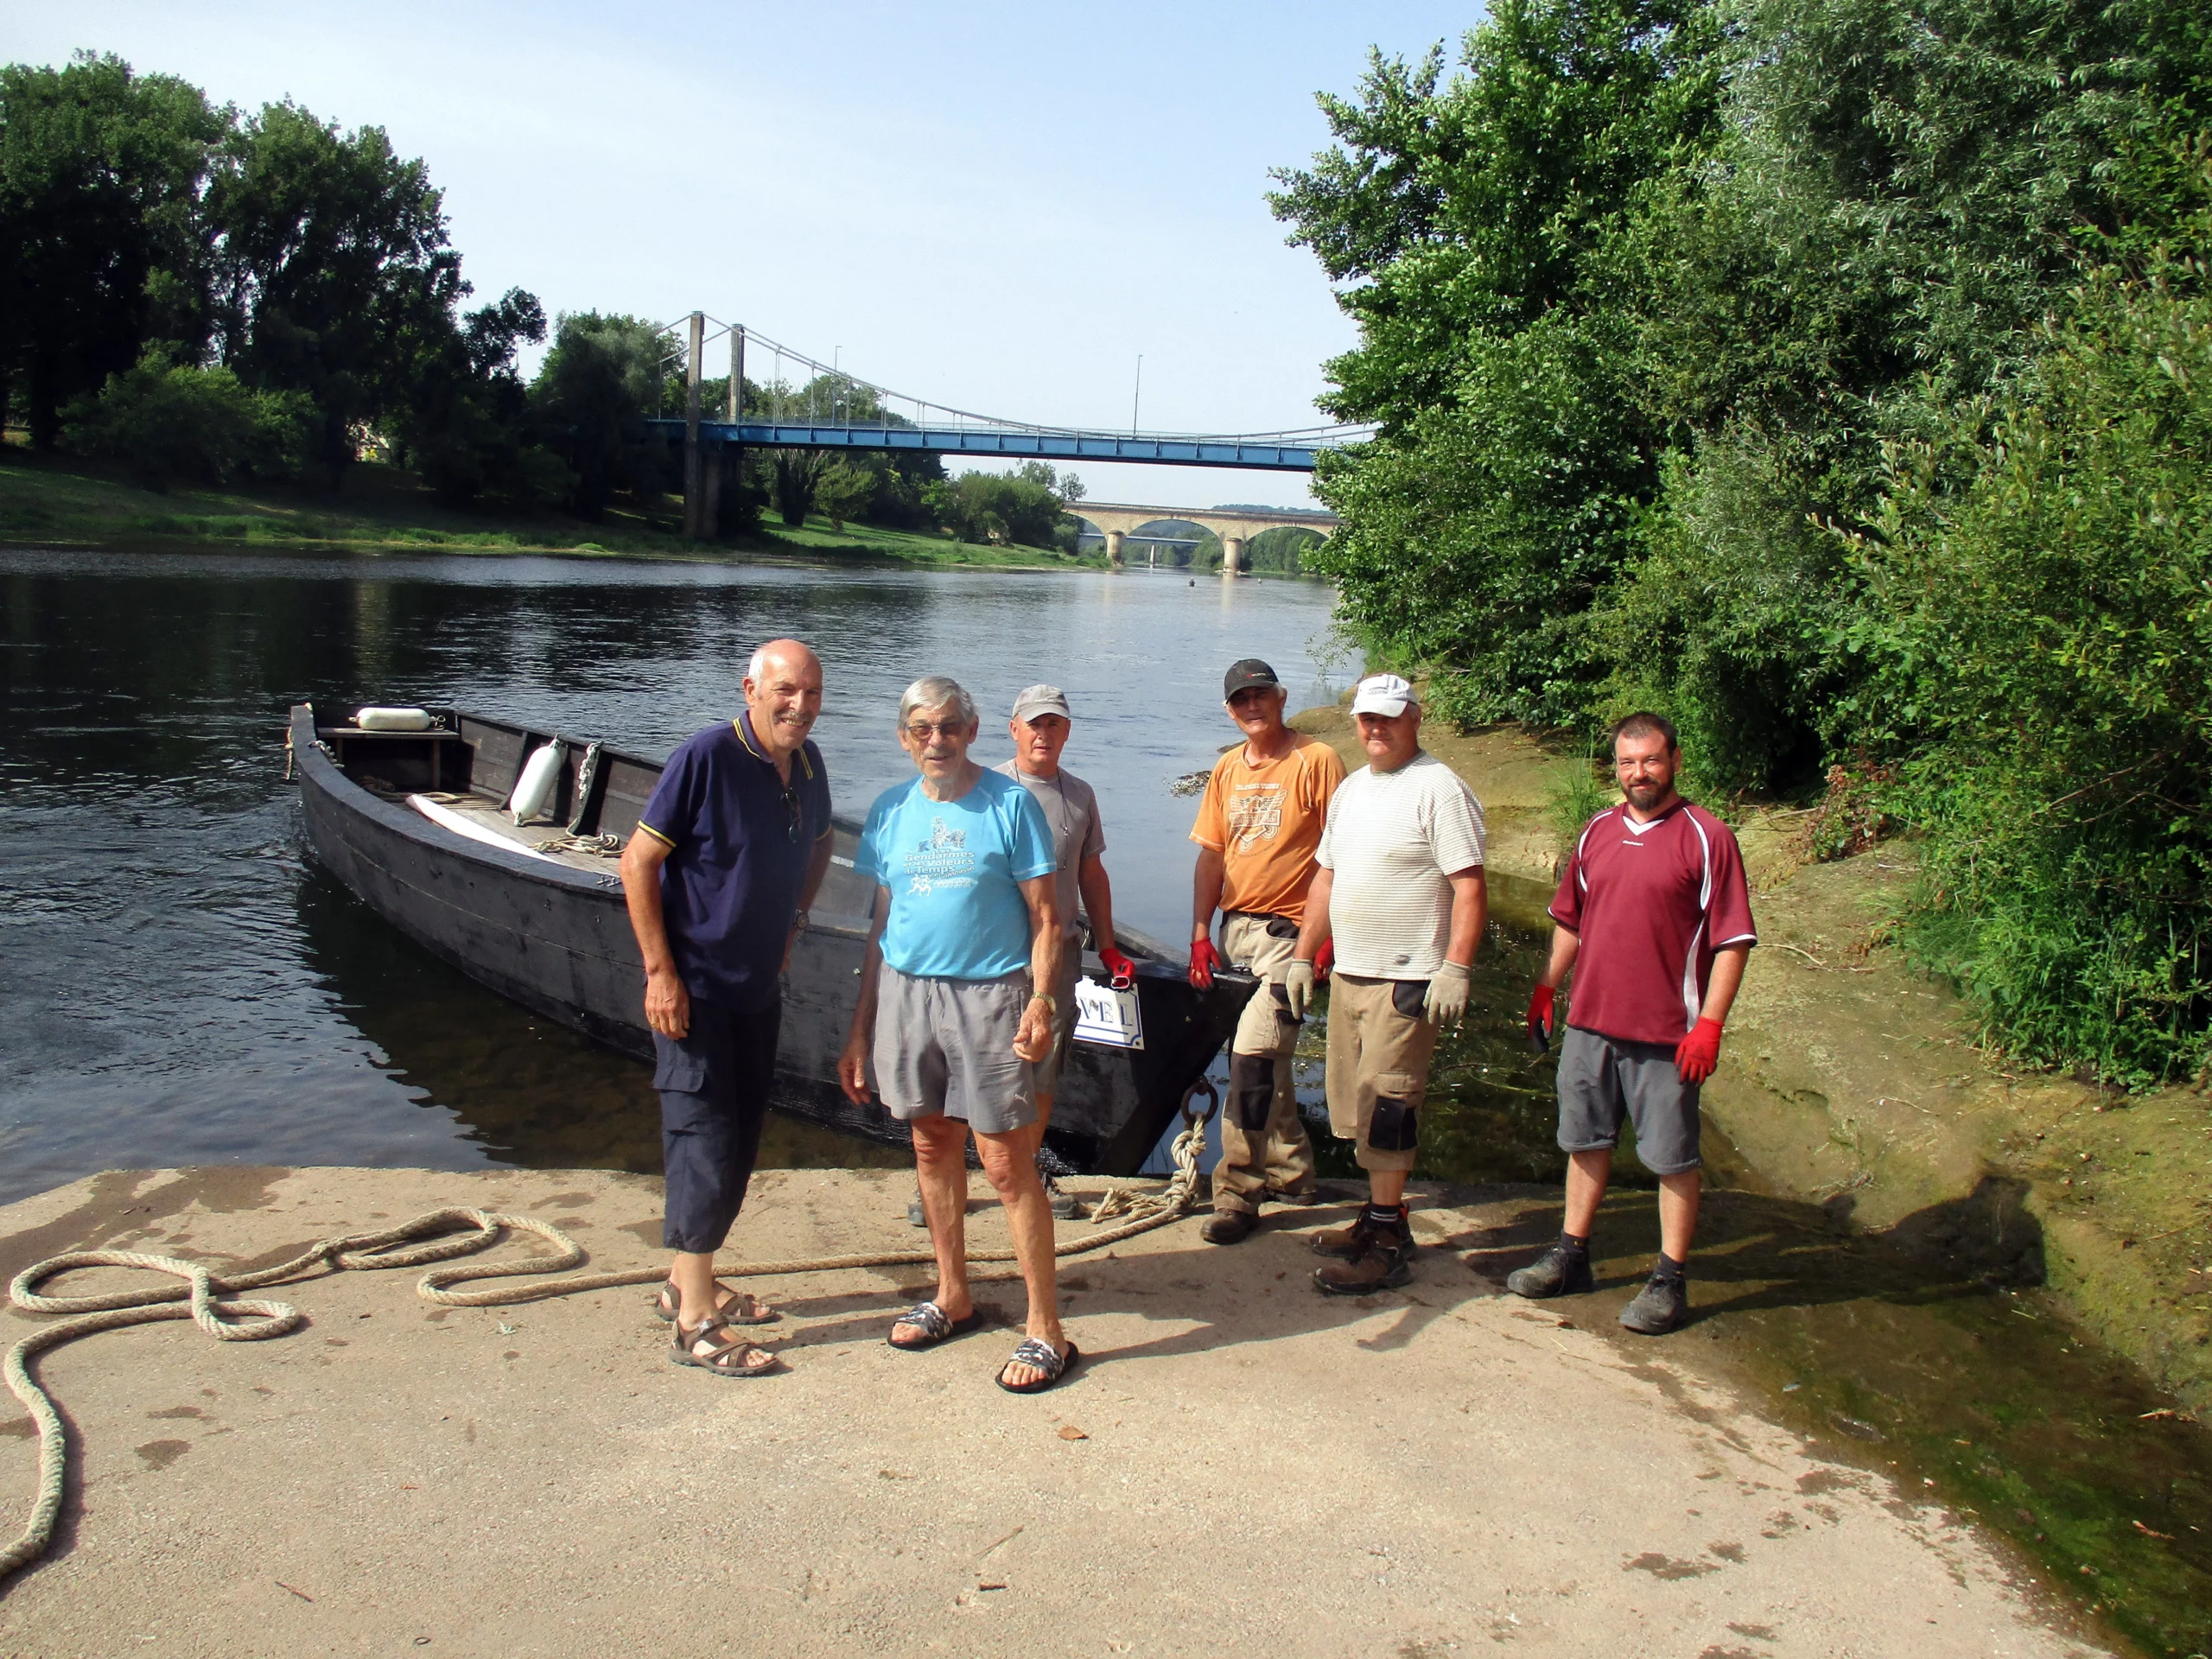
[3,1122,1211,1587]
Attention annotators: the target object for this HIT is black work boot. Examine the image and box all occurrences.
[1505,1243,1597,1300]
[1201,1208,1260,1245]
[1618,1272,1689,1334]
[1042,1173,1082,1221]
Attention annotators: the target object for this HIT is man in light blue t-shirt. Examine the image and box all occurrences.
[837,675,1077,1395]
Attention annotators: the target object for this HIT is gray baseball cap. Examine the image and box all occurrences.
[1011,683,1072,722]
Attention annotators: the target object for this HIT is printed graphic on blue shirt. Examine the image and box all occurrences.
[856,770,1055,980]
[903,815,976,896]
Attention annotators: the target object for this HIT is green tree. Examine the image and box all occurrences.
[529,312,671,517]
[814,460,875,530]
[205,99,463,482]
[1847,253,2212,1083]
[1268,1,1726,721]
[0,53,228,448]
[1597,0,2187,788]
[391,285,552,505]
[931,467,1071,549]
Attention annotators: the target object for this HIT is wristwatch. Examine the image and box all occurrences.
[1029,992,1058,1014]
[791,909,811,932]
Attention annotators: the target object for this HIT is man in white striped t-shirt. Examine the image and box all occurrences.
[1285,674,1488,1295]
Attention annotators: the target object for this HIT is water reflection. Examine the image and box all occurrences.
[0,547,1351,1201]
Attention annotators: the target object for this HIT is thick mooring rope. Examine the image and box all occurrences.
[1,1090,1216,1586]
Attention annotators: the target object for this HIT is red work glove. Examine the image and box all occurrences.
[1188,938,1221,989]
[1100,946,1136,989]
[1526,984,1554,1049]
[1313,938,1335,982]
[1675,1017,1724,1084]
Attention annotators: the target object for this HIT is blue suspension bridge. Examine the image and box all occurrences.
[644,313,1369,543]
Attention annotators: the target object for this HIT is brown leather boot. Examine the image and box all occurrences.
[1310,1211,1383,1260]
[1200,1208,1260,1245]
[1313,1239,1415,1295]
[1312,1205,1415,1294]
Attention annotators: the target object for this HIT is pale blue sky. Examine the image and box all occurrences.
[10,3,1483,511]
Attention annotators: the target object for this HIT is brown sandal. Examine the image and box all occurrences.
[652,1278,779,1325]
[669,1314,780,1377]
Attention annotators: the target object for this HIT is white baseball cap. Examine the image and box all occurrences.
[1350,674,1419,717]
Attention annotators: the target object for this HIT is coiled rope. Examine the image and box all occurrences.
[1,1084,1217,1586]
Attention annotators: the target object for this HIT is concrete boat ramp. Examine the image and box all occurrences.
[0,1167,2100,1658]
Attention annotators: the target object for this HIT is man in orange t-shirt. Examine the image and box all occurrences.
[1187,658,1348,1242]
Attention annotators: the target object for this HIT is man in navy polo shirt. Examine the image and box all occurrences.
[1510,711,1757,1335]
[619,638,834,1377]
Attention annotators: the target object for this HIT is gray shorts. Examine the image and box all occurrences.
[874,965,1037,1135]
[1555,1025,1701,1175]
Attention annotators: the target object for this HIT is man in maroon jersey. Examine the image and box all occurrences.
[1509,713,1757,1334]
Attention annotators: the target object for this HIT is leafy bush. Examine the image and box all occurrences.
[813,461,876,530]
[62,346,313,489]
[1546,758,1617,860]
[1849,257,2212,1083]
[925,466,1070,550]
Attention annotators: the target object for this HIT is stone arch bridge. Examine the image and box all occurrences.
[1066,502,1339,575]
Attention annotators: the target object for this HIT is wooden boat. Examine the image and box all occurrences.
[288,703,1250,1174]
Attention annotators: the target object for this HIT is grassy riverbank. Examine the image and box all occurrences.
[0,448,1103,572]
[1289,704,2212,1415]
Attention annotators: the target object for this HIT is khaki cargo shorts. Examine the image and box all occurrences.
[1323,972,1440,1174]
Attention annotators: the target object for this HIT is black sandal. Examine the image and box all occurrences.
[887,1300,983,1350]
[995,1338,1078,1394]
[670,1314,780,1377]
[652,1278,779,1325]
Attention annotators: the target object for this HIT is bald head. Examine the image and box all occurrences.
[743,639,823,760]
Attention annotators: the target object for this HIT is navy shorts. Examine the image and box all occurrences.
[655,996,782,1253]
[1554,1025,1701,1176]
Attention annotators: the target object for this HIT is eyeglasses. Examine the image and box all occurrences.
[903,721,967,741]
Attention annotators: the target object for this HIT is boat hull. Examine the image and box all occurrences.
[289,704,1248,1174]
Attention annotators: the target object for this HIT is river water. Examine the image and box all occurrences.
[0,546,1370,1199]
[4,544,2209,1653]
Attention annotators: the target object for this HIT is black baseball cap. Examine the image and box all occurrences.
[1223,658,1281,699]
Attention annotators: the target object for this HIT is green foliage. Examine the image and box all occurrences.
[392,286,553,505]
[206,99,467,481]
[528,312,671,517]
[3,53,549,499]
[1277,0,2212,1078]
[1245,525,1320,575]
[1546,758,1617,859]
[1271,0,1726,719]
[813,461,875,529]
[926,463,1072,550]
[61,344,312,488]
[0,53,229,447]
[1848,257,2212,1082]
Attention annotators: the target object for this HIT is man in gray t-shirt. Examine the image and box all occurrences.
[994,684,1135,1122]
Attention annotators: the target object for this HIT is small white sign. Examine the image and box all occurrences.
[1072,975,1144,1051]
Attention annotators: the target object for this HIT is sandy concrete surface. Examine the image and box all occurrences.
[0,1166,2103,1659]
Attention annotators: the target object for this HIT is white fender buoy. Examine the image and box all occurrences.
[356,706,434,732]
[509,741,567,824]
